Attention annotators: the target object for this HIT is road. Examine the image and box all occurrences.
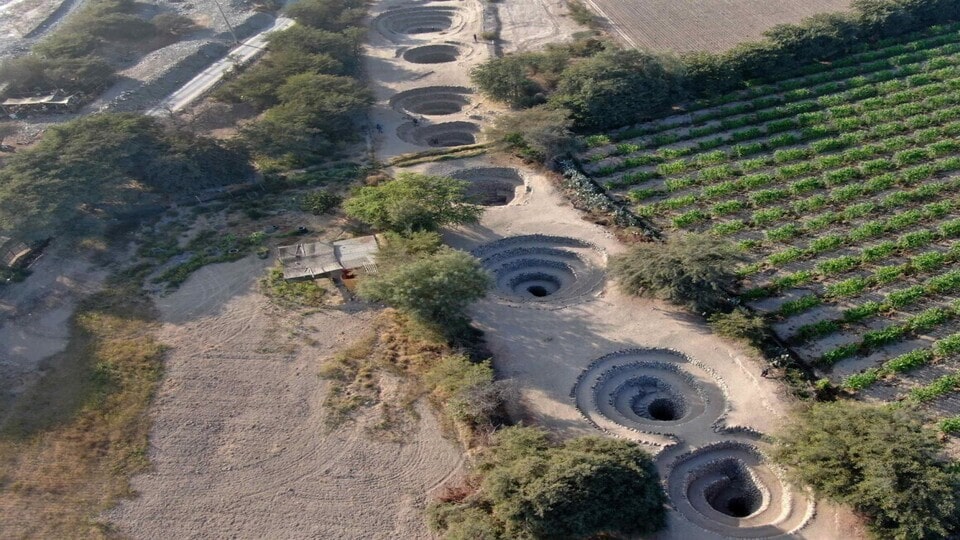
[147,16,295,116]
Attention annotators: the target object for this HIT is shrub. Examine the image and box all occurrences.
[611,233,744,313]
[774,402,960,540]
[344,173,484,233]
[300,189,342,214]
[708,308,768,344]
[826,277,867,297]
[779,295,821,316]
[358,248,490,330]
[428,427,667,539]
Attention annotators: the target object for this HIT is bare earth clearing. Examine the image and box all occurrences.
[583,0,851,52]
[106,256,462,538]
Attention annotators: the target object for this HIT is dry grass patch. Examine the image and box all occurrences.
[0,269,164,538]
[319,309,505,446]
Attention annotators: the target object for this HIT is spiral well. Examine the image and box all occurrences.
[472,235,605,306]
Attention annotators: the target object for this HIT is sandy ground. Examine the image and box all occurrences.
[496,0,583,53]
[106,256,462,538]
[583,0,851,52]
[0,243,106,421]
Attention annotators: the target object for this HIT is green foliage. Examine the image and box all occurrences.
[344,173,484,233]
[260,267,326,307]
[708,308,768,344]
[358,248,490,328]
[486,106,577,162]
[939,416,960,434]
[774,402,960,540]
[0,0,161,96]
[285,0,366,31]
[300,189,342,215]
[549,49,682,131]
[424,354,501,428]
[239,72,372,168]
[428,427,667,539]
[471,56,543,108]
[212,0,368,169]
[611,233,744,313]
[0,114,251,240]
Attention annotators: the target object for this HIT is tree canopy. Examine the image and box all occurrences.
[429,427,667,539]
[774,402,960,539]
[343,173,484,233]
[485,105,578,163]
[0,113,252,240]
[358,248,490,328]
[610,233,744,313]
[548,49,681,131]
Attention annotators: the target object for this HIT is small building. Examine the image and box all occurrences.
[277,235,380,281]
[0,236,32,268]
[1,93,78,117]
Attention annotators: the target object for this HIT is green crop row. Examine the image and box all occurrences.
[608,23,960,143]
[607,80,960,187]
[841,331,960,391]
[820,298,960,366]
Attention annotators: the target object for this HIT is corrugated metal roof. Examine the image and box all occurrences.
[277,235,380,280]
[277,242,341,280]
[2,94,73,106]
[334,235,380,270]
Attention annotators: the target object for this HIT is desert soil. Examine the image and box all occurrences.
[583,0,851,52]
[105,256,463,539]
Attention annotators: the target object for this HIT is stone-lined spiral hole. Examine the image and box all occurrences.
[451,168,524,206]
[473,235,605,305]
[374,7,460,38]
[397,121,479,147]
[402,44,460,64]
[665,441,814,536]
[572,349,727,441]
[389,87,472,117]
[508,272,561,298]
[703,460,763,518]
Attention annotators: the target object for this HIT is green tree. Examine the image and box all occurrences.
[358,248,490,327]
[0,113,251,240]
[774,402,960,539]
[610,233,744,313]
[285,0,366,31]
[344,173,484,233]
[549,49,680,131]
[471,56,541,108]
[429,427,667,539]
[485,105,578,163]
[300,189,341,215]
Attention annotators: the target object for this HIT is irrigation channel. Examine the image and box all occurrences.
[364,0,827,536]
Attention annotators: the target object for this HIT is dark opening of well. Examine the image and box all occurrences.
[647,398,679,421]
[528,285,549,297]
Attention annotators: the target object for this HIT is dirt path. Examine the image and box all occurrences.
[106,256,461,539]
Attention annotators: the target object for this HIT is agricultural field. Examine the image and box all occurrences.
[579,23,960,423]
[584,0,850,52]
